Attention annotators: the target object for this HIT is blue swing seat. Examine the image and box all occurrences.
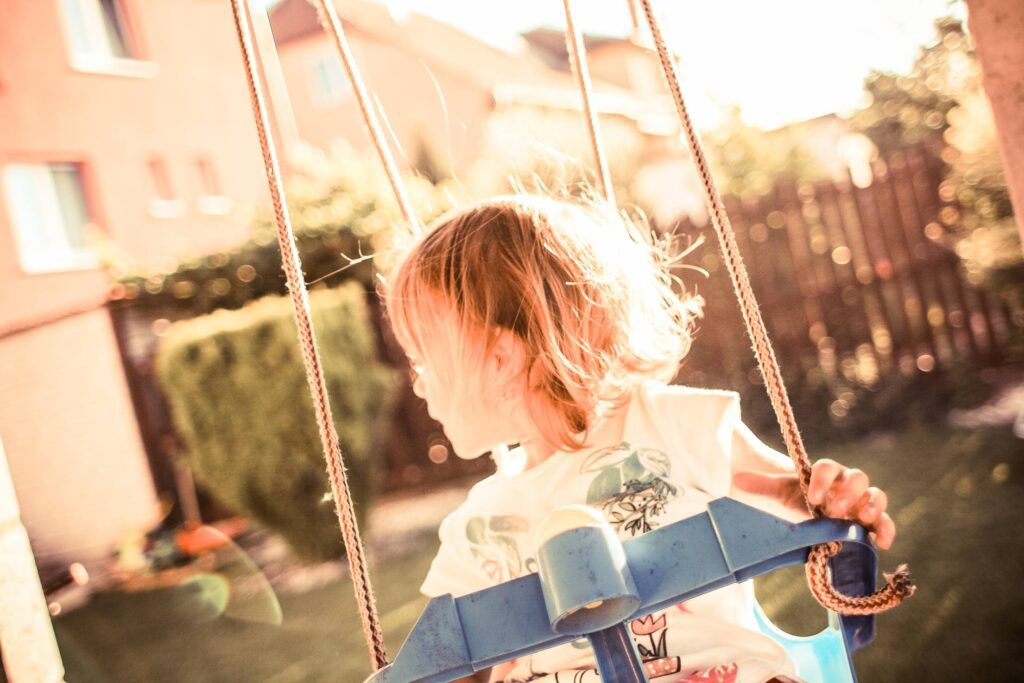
[751,600,856,683]
[364,498,877,683]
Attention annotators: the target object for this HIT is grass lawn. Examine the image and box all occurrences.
[53,424,1023,682]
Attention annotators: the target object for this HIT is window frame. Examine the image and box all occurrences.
[145,157,185,220]
[310,52,351,107]
[2,161,100,275]
[56,0,159,79]
[194,157,233,217]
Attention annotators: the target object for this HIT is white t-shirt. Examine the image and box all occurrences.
[421,382,801,683]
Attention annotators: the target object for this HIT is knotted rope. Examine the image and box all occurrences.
[228,0,388,669]
[636,0,914,614]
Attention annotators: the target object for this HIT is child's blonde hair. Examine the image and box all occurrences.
[383,194,702,451]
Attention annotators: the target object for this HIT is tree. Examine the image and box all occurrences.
[704,105,827,199]
[852,18,966,156]
[852,17,1019,280]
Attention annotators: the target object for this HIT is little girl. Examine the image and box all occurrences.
[383,194,895,683]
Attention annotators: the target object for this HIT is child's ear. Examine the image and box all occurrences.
[492,328,526,380]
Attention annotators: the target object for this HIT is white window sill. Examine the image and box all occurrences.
[70,54,159,79]
[19,250,98,275]
[197,196,233,216]
[149,199,185,220]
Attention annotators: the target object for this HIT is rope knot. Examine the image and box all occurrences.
[806,542,915,615]
[883,564,916,599]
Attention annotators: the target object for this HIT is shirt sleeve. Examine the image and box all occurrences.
[731,418,797,475]
[639,382,744,498]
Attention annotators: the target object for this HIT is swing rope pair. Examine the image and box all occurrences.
[227,0,913,671]
[227,0,389,668]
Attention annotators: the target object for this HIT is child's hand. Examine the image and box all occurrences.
[807,459,895,550]
[732,459,896,550]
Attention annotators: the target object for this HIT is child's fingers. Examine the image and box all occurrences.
[853,487,888,526]
[825,468,869,518]
[807,459,844,506]
[872,512,896,550]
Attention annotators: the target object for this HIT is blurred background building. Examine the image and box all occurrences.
[0,0,268,574]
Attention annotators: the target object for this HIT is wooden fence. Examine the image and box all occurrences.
[672,150,1021,423]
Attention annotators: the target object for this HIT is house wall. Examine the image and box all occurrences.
[0,0,274,570]
[275,30,493,178]
[0,0,269,330]
[588,42,664,98]
[0,310,156,571]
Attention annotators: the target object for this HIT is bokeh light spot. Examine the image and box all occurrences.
[831,246,852,265]
[236,264,257,283]
[152,318,171,336]
[830,400,849,418]
[428,443,449,464]
[172,281,197,299]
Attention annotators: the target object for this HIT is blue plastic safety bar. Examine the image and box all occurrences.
[364,498,877,683]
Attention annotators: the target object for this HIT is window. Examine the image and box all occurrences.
[311,54,350,106]
[147,159,173,201]
[59,0,158,78]
[195,158,232,216]
[146,158,184,219]
[2,163,98,273]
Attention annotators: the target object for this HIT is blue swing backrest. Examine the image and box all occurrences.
[364,498,877,683]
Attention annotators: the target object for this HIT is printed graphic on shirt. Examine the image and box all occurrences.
[631,614,682,678]
[581,442,679,536]
[678,663,740,682]
[464,514,536,583]
[506,613,742,682]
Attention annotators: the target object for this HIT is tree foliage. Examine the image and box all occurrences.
[705,105,827,199]
[852,17,1019,280]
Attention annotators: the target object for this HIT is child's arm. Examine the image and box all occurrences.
[728,422,896,549]
[451,669,495,683]
[449,660,512,683]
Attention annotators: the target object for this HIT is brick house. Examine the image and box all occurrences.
[0,0,271,576]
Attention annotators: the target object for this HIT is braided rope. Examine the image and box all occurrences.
[561,0,616,204]
[308,0,422,234]
[636,0,913,614]
[228,0,388,668]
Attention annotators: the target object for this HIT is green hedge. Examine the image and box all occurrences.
[155,283,396,561]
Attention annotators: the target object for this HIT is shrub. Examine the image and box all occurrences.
[155,282,396,561]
